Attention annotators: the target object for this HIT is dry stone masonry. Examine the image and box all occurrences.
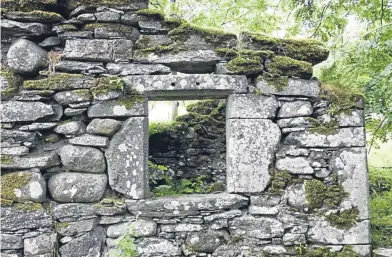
[0,0,371,256]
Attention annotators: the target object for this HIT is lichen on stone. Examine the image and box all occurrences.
[55,221,70,229]
[116,94,145,110]
[226,54,263,75]
[84,23,136,35]
[1,155,14,165]
[268,55,313,78]
[1,172,32,204]
[295,245,359,257]
[267,167,303,194]
[4,10,63,21]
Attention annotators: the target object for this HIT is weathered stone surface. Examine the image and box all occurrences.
[48,172,107,203]
[106,117,148,199]
[86,119,122,136]
[351,245,371,256]
[54,121,86,136]
[60,145,106,173]
[39,36,61,47]
[4,11,63,23]
[278,101,313,118]
[1,171,46,203]
[56,218,99,236]
[106,63,171,75]
[161,224,203,232]
[227,119,281,193]
[137,238,181,257]
[23,74,97,90]
[277,117,312,128]
[276,157,314,174]
[249,206,279,215]
[230,216,284,239]
[1,19,51,38]
[69,134,109,147]
[213,241,262,257]
[66,0,148,11]
[52,203,96,220]
[204,210,243,222]
[1,152,59,169]
[62,39,133,62]
[336,110,364,127]
[250,195,281,206]
[135,35,173,48]
[373,248,392,257]
[185,230,229,253]
[285,128,366,147]
[95,11,121,22]
[1,101,54,122]
[138,20,170,34]
[1,129,36,142]
[64,108,87,116]
[256,78,320,97]
[285,184,306,210]
[131,219,157,237]
[124,74,247,99]
[1,146,29,156]
[49,104,64,121]
[1,204,52,231]
[126,193,248,217]
[0,234,23,250]
[24,233,56,257]
[133,50,224,73]
[19,123,57,131]
[107,222,131,238]
[227,94,279,119]
[307,218,370,244]
[7,39,47,75]
[56,60,105,73]
[59,226,106,257]
[330,148,369,219]
[88,98,147,118]
[54,90,92,105]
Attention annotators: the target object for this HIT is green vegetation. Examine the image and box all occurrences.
[14,202,43,211]
[24,73,97,90]
[267,168,303,194]
[90,77,123,98]
[116,95,145,110]
[0,155,14,165]
[306,118,339,135]
[305,179,348,211]
[152,175,206,196]
[148,160,168,171]
[325,208,360,230]
[294,245,359,257]
[108,225,137,257]
[268,55,312,78]
[55,222,70,229]
[0,67,18,98]
[1,172,32,204]
[257,74,289,92]
[226,55,263,75]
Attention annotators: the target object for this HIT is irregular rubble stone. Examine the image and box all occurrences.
[351,245,371,256]
[56,60,105,73]
[126,193,248,217]
[285,128,366,147]
[19,123,57,131]
[135,35,173,48]
[59,226,106,257]
[1,129,36,142]
[213,241,263,257]
[95,11,121,22]
[336,110,364,127]
[277,117,313,128]
[48,172,107,203]
[62,39,133,62]
[87,98,147,118]
[1,19,51,38]
[278,101,313,118]
[250,195,281,206]
[106,117,148,199]
[124,74,248,99]
[256,78,320,97]
[1,171,46,203]
[227,94,279,119]
[0,234,23,249]
[107,222,132,238]
[64,108,87,116]
[1,204,52,231]
[52,203,96,220]
[60,145,106,173]
[133,50,224,73]
[1,101,54,122]
[307,218,370,244]
[185,230,229,253]
[48,104,63,121]
[138,20,171,34]
[66,0,148,11]
[204,210,243,222]
[262,245,288,255]
[7,39,47,75]
[69,134,109,147]
[330,148,369,220]
[285,184,307,210]
[373,248,392,257]
[77,13,96,22]
[137,238,181,257]
[1,152,59,169]
[230,216,284,239]
[106,63,171,75]
[1,146,29,156]
[276,157,314,174]
[161,224,203,232]
[130,219,157,237]
[86,119,122,136]
[249,206,279,215]
[56,218,99,236]
[54,121,86,136]
[24,233,56,257]
[39,37,61,47]
[227,119,281,193]
[53,90,92,105]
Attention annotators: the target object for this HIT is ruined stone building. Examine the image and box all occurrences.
[0,0,370,256]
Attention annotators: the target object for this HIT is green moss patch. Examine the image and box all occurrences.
[295,245,358,257]
[325,208,360,229]
[307,118,339,135]
[116,94,145,110]
[267,168,304,194]
[305,179,348,211]
[14,202,43,211]
[257,74,289,92]
[24,73,97,90]
[1,67,18,98]
[67,0,143,11]
[55,221,69,229]
[90,77,124,98]
[320,83,364,115]
[268,55,313,79]
[1,172,32,204]
[215,48,275,60]
[1,155,14,165]
[1,0,57,12]
[149,121,179,136]
[226,55,263,75]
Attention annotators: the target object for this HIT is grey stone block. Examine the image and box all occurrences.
[60,145,106,173]
[88,98,148,118]
[48,172,107,203]
[137,238,181,257]
[53,89,92,106]
[278,101,313,118]
[86,119,122,136]
[106,63,171,75]
[54,121,86,136]
[0,234,23,250]
[1,152,59,170]
[1,146,29,156]
[185,230,229,253]
[255,78,320,97]
[55,60,105,73]
[1,101,54,122]
[124,74,248,99]
[229,215,284,239]
[284,128,366,147]
[18,123,57,131]
[24,233,56,257]
[336,110,364,127]
[55,218,99,236]
[2,19,51,38]
[106,117,149,199]
[69,134,109,147]
[227,119,281,193]
[1,204,52,231]
[226,94,279,119]
[276,157,314,174]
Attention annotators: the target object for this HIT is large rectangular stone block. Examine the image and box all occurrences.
[255,78,320,97]
[123,74,248,100]
[226,94,279,119]
[226,119,281,193]
[105,117,149,199]
[87,97,148,118]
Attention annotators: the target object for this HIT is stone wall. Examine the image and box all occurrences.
[0,0,371,256]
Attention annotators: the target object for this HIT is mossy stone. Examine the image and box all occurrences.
[1,172,32,204]
[1,67,19,99]
[23,73,97,90]
[268,55,313,79]
[4,10,64,22]
[320,83,364,115]
[325,208,359,229]
[1,0,57,12]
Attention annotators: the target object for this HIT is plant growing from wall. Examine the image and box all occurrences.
[108,225,137,257]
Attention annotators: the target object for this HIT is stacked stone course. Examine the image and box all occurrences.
[0,0,370,256]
